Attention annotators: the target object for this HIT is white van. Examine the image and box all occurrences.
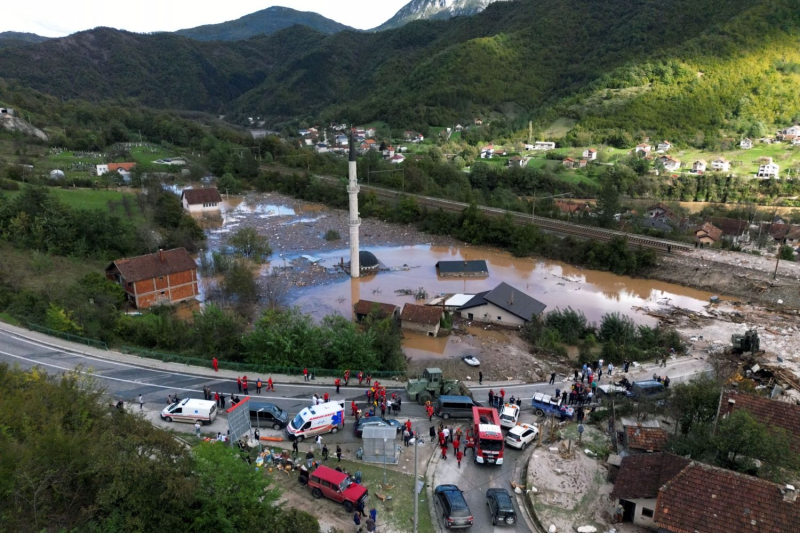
[286,401,345,441]
[161,398,218,425]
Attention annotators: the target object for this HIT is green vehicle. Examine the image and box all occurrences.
[406,368,465,405]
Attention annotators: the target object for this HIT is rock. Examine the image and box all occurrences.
[530,486,539,493]
[515,487,522,494]
[577,527,598,533]
[549,447,559,452]
[584,449,596,457]
[549,525,557,533]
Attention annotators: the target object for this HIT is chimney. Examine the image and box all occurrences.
[783,485,797,503]
[158,249,165,262]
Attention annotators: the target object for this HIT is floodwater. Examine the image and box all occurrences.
[288,244,721,359]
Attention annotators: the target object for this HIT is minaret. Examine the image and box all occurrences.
[348,132,361,278]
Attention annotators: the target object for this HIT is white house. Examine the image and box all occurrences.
[389,154,405,164]
[459,282,546,326]
[583,148,597,160]
[634,143,651,155]
[315,143,329,154]
[691,160,707,173]
[660,156,681,172]
[524,144,534,151]
[533,141,556,151]
[781,125,800,136]
[656,140,672,153]
[365,128,376,138]
[740,138,753,149]
[711,157,730,172]
[757,161,780,178]
[480,145,495,159]
[508,156,529,168]
[181,187,222,213]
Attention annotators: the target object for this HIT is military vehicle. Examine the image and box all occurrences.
[731,329,761,355]
[406,367,466,405]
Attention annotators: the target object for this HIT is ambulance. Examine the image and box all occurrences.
[160,398,218,425]
[286,401,345,441]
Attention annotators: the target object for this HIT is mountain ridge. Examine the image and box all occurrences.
[373,0,509,32]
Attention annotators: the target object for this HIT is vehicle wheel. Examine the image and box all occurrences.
[343,501,354,513]
[418,392,432,406]
[493,517,498,526]
[298,476,309,486]
[442,413,451,420]
[297,435,305,442]
[273,423,281,430]
[312,488,323,499]
[164,416,173,423]
[196,420,204,426]
[506,516,516,525]
[535,409,544,417]
[331,427,338,434]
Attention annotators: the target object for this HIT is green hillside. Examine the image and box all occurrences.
[0,0,797,144]
[174,6,352,41]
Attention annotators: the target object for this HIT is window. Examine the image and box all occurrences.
[641,508,654,518]
[160,291,166,296]
[497,316,502,320]
[159,276,163,281]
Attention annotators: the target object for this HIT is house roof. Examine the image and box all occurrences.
[400,304,442,326]
[694,159,707,165]
[353,300,398,319]
[626,426,668,452]
[181,187,222,205]
[655,462,800,533]
[554,200,589,214]
[587,148,597,153]
[694,222,723,241]
[767,224,800,241]
[460,282,546,321]
[708,217,749,237]
[721,391,800,452]
[436,260,489,275]
[106,248,197,283]
[509,156,522,161]
[637,143,651,148]
[108,162,136,172]
[611,452,691,500]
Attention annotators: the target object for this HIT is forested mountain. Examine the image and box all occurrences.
[174,6,352,41]
[0,0,798,143]
[0,31,49,49]
[372,0,509,31]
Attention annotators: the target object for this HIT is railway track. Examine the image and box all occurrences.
[261,165,694,253]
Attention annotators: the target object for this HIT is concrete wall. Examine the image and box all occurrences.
[460,302,527,326]
[182,198,220,212]
[401,320,440,337]
[625,498,658,530]
[133,270,199,309]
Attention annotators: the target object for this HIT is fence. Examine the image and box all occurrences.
[28,323,108,350]
[120,346,405,380]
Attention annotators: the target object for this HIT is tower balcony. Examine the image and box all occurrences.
[348,217,362,227]
[347,185,360,194]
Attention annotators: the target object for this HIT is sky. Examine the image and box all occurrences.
[2,1,412,37]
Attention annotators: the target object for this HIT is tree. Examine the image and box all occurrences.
[45,303,83,334]
[218,172,242,194]
[595,177,620,228]
[666,374,721,435]
[229,227,272,261]
[222,260,260,305]
[779,245,795,261]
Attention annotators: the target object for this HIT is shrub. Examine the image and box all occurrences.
[324,229,341,241]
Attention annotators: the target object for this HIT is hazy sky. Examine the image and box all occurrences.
[3,1,411,37]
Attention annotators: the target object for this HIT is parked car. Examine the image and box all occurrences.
[626,380,666,401]
[596,384,628,402]
[247,400,289,429]
[498,403,520,429]
[298,465,368,513]
[434,484,473,529]
[353,417,402,437]
[486,488,517,526]
[531,392,574,420]
[505,423,538,450]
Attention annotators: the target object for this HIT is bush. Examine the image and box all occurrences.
[324,229,341,241]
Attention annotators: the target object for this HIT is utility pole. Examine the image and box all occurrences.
[413,430,419,533]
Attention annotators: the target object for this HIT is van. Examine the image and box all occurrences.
[161,398,218,425]
[435,395,479,419]
[247,400,290,430]
[627,380,666,400]
[286,401,345,441]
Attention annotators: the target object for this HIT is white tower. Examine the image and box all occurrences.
[348,133,361,278]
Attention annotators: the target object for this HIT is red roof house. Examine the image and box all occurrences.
[105,248,199,309]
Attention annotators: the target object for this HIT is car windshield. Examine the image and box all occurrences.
[480,438,503,451]
[446,493,471,517]
[340,477,352,491]
[291,413,304,428]
[507,433,521,441]
[501,414,515,421]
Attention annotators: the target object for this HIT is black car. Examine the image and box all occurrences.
[486,488,517,526]
[353,417,402,437]
[434,484,473,529]
[248,401,289,430]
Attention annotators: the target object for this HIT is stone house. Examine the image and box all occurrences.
[400,304,443,336]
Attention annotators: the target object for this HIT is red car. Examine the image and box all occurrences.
[299,465,368,512]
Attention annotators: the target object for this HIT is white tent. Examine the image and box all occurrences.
[362,425,399,464]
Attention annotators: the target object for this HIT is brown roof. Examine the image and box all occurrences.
[107,248,197,283]
[708,217,749,237]
[554,200,589,214]
[108,162,136,171]
[767,224,800,241]
[400,303,442,326]
[721,391,800,452]
[694,222,723,242]
[626,426,668,452]
[181,188,222,205]
[353,300,398,319]
[611,452,691,500]
[655,462,800,533]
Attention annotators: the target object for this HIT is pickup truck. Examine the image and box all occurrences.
[531,392,574,420]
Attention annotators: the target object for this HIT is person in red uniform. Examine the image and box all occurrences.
[335,378,341,393]
[351,401,358,416]
[456,449,464,467]
[405,419,412,433]
[426,404,434,421]
[358,371,364,385]
[323,392,330,402]
[267,377,274,391]
[212,357,219,372]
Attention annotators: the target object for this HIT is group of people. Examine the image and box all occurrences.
[556,382,595,406]
[353,505,378,533]
[432,423,472,467]
[487,388,514,409]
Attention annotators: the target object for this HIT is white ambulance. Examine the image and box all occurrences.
[286,401,345,441]
[160,398,218,425]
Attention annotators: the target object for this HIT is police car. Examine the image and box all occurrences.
[498,403,520,429]
[505,423,538,450]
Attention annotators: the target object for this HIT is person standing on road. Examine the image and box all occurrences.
[403,428,410,447]
[220,393,226,409]
[440,441,448,460]
[335,378,341,393]
[138,394,144,410]
[322,444,329,461]
[195,421,201,437]
[453,437,460,454]
[456,449,464,468]
[549,372,556,385]
[366,514,376,533]
[426,404,434,421]
[353,511,361,531]
[256,378,262,394]
[303,368,309,382]
[479,371,483,385]
[214,391,220,407]
[608,363,613,376]
[267,377,274,391]
[237,376,242,393]
[242,378,249,396]
[212,357,218,372]
[499,388,505,407]
[488,389,494,406]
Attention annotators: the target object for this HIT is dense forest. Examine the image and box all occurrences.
[0,0,797,142]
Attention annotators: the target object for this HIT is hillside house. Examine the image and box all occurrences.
[656,140,672,153]
[364,127,376,138]
[562,157,576,169]
[455,124,463,131]
[96,162,136,177]
[400,304,443,337]
[625,425,669,454]
[524,143,534,151]
[691,160,707,173]
[774,215,789,225]
[767,224,800,246]
[640,218,673,233]
[583,148,597,160]
[50,169,65,180]
[353,300,399,323]
[474,118,483,125]
[635,143,651,155]
[711,157,730,172]
[0,107,15,116]
[554,200,591,215]
[533,141,556,151]
[646,203,679,223]
[335,134,348,146]
[781,124,800,136]
[382,146,395,158]
[693,221,723,245]
[388,154,405,164]
[508,155,529,168]
[708,217,751,244]
[720,390,800,452]
[105,248,199,309]
[740,137,753,149]
[757,160,780,178]
[577,159,588,168]
[181,187,222,213]
[436,260,489,278]
[315,143,329,153]
[459,282,546,326]
[659,156,681,171]
[480,145,495,158]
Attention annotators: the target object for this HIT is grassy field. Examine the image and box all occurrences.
[675,142,800,176]
[542,117,578,138]
[4,187,136,211]
[0,243,105,291]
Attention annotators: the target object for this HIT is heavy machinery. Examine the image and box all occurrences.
[405,367,466,405]
[730,329,761,355]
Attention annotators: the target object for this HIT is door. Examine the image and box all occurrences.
[621,500,636,522]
